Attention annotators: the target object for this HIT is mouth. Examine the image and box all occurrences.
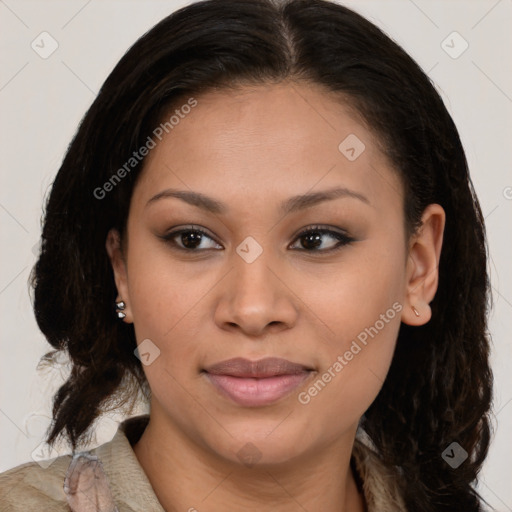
[203,357,314,407]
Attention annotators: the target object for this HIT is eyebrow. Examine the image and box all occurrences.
[145,186,370,214]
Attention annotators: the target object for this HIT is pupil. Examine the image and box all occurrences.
[182,231,202,248]
[303,232,321,249]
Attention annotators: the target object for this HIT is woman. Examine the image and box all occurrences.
[0,0,492,510]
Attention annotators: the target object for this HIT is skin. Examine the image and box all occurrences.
[106,81,445,511]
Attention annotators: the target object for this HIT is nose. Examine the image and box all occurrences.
[213,246,299,337]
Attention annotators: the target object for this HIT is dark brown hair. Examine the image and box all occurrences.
[31,0,493,510]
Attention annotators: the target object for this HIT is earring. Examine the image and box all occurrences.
[411,305,420,317]
[116,300,126,319]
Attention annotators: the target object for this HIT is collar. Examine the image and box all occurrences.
[82,414,405,512]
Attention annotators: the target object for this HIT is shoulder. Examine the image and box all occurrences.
[0,415,157,512]
[0,455,72,511]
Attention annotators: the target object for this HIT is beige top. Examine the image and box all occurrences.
[0,415,406,511]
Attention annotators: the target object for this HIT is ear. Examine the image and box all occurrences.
[401,203,445,326]
[105,228,132,323]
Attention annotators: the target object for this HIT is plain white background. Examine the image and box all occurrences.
[0,0,511,509]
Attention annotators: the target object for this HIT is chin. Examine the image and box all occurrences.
[215,424,309,468]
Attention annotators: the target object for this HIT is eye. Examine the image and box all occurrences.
[289,225,354,253]
[160,224,354,254]
[161,226,223,251]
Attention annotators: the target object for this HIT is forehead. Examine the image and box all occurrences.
[134,81,403,216]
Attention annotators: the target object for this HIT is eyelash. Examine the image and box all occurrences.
[161,224,355,254]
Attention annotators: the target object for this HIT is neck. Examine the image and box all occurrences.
[132,413,365,512]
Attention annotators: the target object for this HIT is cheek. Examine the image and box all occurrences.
[125,228,204,333]
[128,272,208,369]
[300,236,406,345]
[293,239,405,417]
[296,305,402,436]
[125,251,209,420]
[125,234,218,379]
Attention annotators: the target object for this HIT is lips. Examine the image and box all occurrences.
[203,357,313,407]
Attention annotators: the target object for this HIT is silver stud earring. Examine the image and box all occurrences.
[116,300,126,319]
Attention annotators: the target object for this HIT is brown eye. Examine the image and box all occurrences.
[290,226,354,253]
[162,226,223,251]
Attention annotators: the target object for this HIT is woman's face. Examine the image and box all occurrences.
[108,81,441,466]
